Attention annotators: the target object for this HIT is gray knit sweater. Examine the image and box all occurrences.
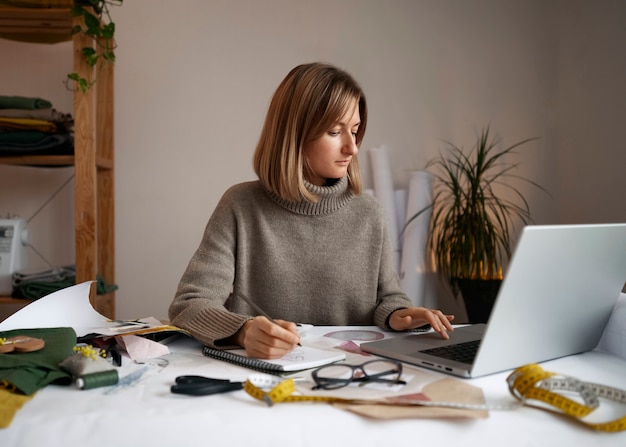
[168,176,413,348]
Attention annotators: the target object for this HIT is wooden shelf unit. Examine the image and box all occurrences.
[0,6,115,318]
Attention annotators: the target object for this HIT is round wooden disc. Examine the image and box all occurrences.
[0,336,46,353]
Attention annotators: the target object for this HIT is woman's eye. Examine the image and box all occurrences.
[328,131,340,137]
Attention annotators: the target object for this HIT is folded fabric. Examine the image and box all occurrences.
[13,277,76,299]
[12,266,73,287]
[11,269,117,300]
[0,117,58,133]
[0,132,73,156]
[0,107,67,121]
[0,130,52,143]
[0,96,52,110]
[0,388,32,429]
[0,108,73,133]
[0,327,76,428]
[0,327,76,396]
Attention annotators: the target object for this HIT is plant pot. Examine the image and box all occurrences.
[456,278,502,324]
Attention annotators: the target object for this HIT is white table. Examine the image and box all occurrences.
[1,325,625,447]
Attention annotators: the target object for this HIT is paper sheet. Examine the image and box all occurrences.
[333,378,488,419]
[0,281,183,340]
[295,326,488,420]
[597,294,626,360]
[0,281,107,337]
[116,334,170,360]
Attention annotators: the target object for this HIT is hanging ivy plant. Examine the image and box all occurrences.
[66,0,122,93]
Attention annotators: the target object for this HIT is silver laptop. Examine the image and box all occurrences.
[361,224,626,378]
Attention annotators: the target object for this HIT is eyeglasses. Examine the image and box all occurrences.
[311,359,406,390]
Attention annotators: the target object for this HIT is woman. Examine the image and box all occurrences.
[169,62,454,359]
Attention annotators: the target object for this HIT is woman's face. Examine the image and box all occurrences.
[304,98,360,186]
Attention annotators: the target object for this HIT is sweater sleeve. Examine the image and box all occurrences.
[168,187,250,348]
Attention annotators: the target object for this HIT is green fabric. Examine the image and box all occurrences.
[0,131,49,143]
[0,95,52,110]
[0,327,76,395]
[14,277,75,299]
[12,274,118,300]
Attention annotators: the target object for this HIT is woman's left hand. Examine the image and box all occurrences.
[389,308,455,339]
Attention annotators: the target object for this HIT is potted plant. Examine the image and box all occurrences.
[406,126,548,323]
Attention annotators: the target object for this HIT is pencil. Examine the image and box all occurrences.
[235,291,302,346]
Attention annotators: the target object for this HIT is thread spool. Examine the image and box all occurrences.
[76,370,119,390]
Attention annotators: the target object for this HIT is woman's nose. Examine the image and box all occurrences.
[342,135,358,155]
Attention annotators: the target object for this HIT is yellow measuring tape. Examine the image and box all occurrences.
[244,375,360,407]
[507,364,626,432]
[244,365,626,432]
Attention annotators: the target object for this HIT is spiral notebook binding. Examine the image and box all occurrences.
[202,346,285,375]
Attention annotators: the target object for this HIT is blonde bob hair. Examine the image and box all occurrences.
[253,62,367,202]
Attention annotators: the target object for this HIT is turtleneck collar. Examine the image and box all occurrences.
[265,176,355,216]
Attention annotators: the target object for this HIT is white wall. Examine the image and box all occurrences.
[1,0,624,321]
[554,0,626,224]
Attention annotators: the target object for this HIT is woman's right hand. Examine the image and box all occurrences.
[236,316,300,359]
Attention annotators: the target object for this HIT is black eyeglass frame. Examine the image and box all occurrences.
[311,359,406,390]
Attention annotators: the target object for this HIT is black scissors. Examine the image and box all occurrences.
[170,375,244,396]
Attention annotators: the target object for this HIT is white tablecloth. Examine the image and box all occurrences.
[2,321,625,447]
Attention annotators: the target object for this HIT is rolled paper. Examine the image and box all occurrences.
[394,189,407,239]
[369,145,400,271]
[399,171,434,307]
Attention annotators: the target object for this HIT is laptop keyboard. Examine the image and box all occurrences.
[420,340,481,365]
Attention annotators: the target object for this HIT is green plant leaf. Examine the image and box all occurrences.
[83,12,102,35]
[65,0,121,92]
[69,7,84,18]
[102,22,116,39]
[406,126,550,289]
[81,47,97,57]
[66,73,92,93]
[102,51,116,63]
[78,78,91,93]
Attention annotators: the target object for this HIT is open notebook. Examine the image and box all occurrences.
[202,345,345,374]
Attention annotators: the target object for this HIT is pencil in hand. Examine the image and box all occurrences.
[235,291,302,346]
